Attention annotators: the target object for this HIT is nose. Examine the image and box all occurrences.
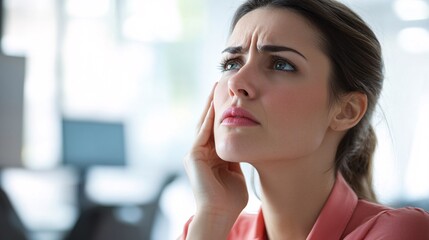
[227,65,257,99]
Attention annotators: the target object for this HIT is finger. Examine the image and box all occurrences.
[196,82,218,132]
[194,100,215,146]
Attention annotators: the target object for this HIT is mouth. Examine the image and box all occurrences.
[220,107,260,126]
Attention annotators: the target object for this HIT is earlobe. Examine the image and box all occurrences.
[330,92,368,131]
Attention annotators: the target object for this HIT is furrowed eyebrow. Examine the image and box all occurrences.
[221,46,244,54]
[258,45,307,60]
[221,45,307,61]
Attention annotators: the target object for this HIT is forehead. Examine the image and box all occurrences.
[228,7,323,51]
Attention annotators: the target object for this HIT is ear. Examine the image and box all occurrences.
[330,92,368,131]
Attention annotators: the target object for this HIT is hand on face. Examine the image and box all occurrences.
[184,82,249,219]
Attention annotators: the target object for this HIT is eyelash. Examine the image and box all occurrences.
[218,56,297,73]
[271,56,297,72]
[218,57,241,72]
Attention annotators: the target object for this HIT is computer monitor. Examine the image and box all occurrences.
[62,119,126,169]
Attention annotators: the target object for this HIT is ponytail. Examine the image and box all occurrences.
[336,120,377,202]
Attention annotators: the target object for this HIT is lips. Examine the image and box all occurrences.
[221,107,260,126]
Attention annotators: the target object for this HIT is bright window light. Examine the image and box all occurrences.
[66,0,110,18]
[393,0,429,21]
[397,27,429,53]
[122,0,182,42]
[405,94,429,199]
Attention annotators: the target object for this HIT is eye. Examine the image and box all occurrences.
[272,58,296,72]
[220,58,242,72]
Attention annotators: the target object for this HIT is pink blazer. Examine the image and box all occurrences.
[181,173,429,239]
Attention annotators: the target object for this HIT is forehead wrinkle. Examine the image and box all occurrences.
[226,28,268,55]
[226,37,250,53]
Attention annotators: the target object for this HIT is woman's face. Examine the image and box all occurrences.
[213,7,336,163]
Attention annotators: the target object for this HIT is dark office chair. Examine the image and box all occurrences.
[0,187,28,240]
[64,172,178,240]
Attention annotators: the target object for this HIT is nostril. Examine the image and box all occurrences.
[239,89,249,96]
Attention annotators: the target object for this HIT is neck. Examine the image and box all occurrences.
[253,155,336,240]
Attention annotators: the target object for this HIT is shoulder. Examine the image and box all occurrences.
[374,207,429,229]
[347,206,429,239]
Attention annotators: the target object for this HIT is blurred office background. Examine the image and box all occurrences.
[0,0,428,239]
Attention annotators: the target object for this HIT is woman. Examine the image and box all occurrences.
[181,0,429,239]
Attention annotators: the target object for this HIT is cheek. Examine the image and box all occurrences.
[213,80,229,118]
[266,85,331,147]
[268,85,329,116]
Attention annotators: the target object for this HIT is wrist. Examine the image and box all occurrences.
[186,210,240,240]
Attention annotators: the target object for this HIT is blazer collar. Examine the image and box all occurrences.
[253,173,358,240]
[306,173,358,240]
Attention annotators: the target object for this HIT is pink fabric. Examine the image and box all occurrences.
[181,173,429,239]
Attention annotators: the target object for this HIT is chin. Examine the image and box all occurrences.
[215,142,256,163]
[214,130,266,162]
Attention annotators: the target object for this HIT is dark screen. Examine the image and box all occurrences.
[62,119,126,169]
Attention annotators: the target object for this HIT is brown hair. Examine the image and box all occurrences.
[231,0,383,202]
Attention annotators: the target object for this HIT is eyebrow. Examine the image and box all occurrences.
[222,45,307,60]
[222,46,244,54]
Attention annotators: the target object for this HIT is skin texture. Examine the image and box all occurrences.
[184,7,367,240]
[214,7,333,164]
